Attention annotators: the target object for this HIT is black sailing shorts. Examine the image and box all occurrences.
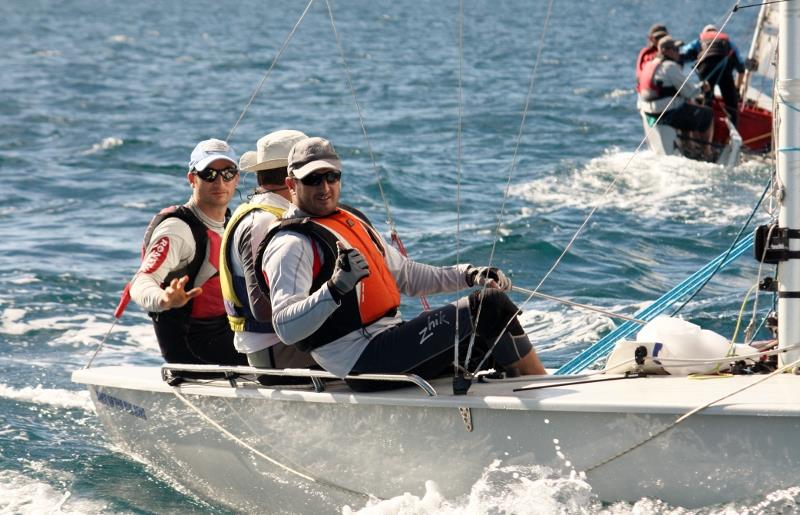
[350,289,532,380]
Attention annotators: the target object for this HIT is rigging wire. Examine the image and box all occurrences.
[323,0,431,311]
[734,0,793,11]
[463,0,556,371]
[510,286,647,324]
[225,0,316,143]
[670,177,772,316]
[454,0,465,376]
[469,1,745,376]
[83,318,119,369]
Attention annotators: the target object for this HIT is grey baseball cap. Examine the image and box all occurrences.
[287,137,342,179]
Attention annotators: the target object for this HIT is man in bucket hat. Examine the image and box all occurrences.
[130,138,246,365]
[219,130,316,371]
[259,137,546,387]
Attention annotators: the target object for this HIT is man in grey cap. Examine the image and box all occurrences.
[130,138,246,365]
[220,130,317,371]
[259,137,546,386]
[638,36,713,156]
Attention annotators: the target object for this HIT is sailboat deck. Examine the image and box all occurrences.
[73,365,800,417]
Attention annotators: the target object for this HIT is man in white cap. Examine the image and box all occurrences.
[259,137,546,387]
[219,130,316,371]
[130,138,246,365]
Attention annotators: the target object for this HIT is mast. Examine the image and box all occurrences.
[777,0,800,368]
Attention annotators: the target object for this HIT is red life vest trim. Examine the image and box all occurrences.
[189,229,225,319]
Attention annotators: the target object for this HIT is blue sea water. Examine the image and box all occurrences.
[1,0,795,512]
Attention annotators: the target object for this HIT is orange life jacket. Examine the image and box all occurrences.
[256,206,400,352]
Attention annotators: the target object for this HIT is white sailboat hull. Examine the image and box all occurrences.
[639,111,742,167]
[73,366,800,512]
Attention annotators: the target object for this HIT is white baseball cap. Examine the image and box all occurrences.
[188,138,238,171]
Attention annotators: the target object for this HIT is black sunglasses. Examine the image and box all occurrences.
[193,167,239,183]
[298,171,341,186]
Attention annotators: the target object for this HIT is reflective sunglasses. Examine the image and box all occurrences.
[298,171,341,187]
[193,166,239,183]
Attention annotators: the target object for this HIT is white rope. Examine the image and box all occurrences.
[470,1,744,375]
[745,223,777,342]
[225,0,317,143]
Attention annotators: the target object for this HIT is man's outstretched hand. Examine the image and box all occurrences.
[159,275,202,310]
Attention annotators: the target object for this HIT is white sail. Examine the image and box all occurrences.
[742,2,779,110]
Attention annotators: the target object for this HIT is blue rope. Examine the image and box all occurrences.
[557,176,772,375]
[778,147,800,152]
[556,233,754,375]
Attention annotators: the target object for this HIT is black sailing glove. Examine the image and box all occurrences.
[465,265,512,292]
[327,241,370,301]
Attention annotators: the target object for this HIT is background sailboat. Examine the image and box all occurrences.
[640,2,775,164]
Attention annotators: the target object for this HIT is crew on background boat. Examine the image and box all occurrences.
[130,139,246,365]
[635,23,669,94]
[637,36,713,158]
[681,24,747,126]
[259,137,547,382]
[220,130,316,370]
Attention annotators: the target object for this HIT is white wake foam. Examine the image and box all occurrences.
[0,469,109,515]
[0,306,158,356]
[82,137,123,155]
[343,461,595,515]
[343,461,800,515]
[511,149,768,226]
[0,384,93,411]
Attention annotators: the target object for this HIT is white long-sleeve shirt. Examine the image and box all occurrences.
[263,206,469,377]
[637,58,704,114]
[130,199,224,313]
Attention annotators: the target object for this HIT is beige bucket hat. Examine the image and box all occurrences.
[244,129,308,172]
